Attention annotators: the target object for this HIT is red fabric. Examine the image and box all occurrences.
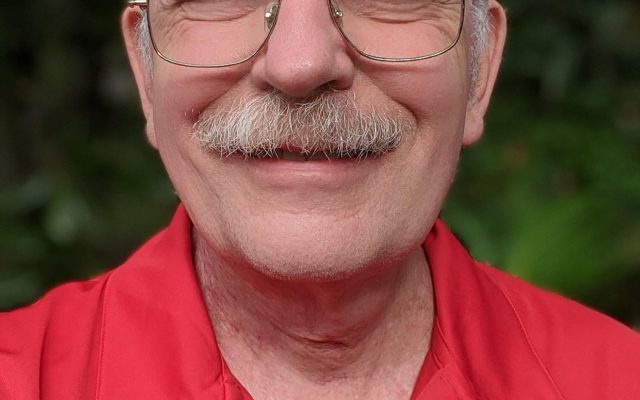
[1,205,638,399]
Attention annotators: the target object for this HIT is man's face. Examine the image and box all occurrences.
[123,0,505,280]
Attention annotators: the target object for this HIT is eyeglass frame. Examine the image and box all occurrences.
[127,0,467,68]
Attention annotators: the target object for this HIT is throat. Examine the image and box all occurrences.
[193,232,434,399]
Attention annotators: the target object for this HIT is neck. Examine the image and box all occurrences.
[194,233,434,399]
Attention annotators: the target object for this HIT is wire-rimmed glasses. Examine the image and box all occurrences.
[127,0,466,68]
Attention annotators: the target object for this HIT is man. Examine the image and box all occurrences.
[1,0,638,399]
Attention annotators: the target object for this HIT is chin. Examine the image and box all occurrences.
[224,216,421,283]
[242,251,374,282]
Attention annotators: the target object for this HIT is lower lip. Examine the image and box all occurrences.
[230,155,380,189]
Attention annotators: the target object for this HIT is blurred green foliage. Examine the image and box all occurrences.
[1,0,638,327]
[444,0,640,326]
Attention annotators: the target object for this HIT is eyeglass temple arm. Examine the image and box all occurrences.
[128,0,148,9]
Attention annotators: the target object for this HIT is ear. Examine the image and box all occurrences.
[121,7,158,149]
[462,0,507,147]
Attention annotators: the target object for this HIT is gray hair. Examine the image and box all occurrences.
[135,0,491,87]
[135,11,153,72]
[193,89,413,159]
[470,0,490,89]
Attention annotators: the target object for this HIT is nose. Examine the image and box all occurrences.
[250,0,356,98]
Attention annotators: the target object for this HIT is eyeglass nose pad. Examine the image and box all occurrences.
[264,3,279,31]
[264,2,343,32]
[330,2,344,27]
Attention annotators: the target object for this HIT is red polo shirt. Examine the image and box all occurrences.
[1,205,638,399]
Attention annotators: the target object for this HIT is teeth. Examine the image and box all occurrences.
[280,150,331,161]
[244,149,376,161]
[281,150,307,161]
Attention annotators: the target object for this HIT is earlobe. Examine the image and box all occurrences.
[121,7,158,149]
[462,0,507,147]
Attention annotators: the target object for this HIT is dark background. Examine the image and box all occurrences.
[1,0,639,328]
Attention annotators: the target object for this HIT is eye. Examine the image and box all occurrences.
[147,0,279,66]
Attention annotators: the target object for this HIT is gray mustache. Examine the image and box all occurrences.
[192,90,414,159]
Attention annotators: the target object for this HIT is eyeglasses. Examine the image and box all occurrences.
[127,0,466,68]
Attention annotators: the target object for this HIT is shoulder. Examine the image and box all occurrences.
[0,228,165,399]
[0,273,112,399]
[425,220,640,399]
[0,214,173,353]
[477,262,640,399]
[0,209,190,399]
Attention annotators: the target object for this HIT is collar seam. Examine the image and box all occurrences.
[433,320,486,400]
[94,270,117,400]
[479,266,567,400]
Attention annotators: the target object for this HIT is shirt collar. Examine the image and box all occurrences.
[98,205,549,399]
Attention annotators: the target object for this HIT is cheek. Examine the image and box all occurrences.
[363,52,469,236]
[364,45,469,125]
[149,67,252,236]
[149,65,255,189]
[386,51,468,175]
[152,64,251,134]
